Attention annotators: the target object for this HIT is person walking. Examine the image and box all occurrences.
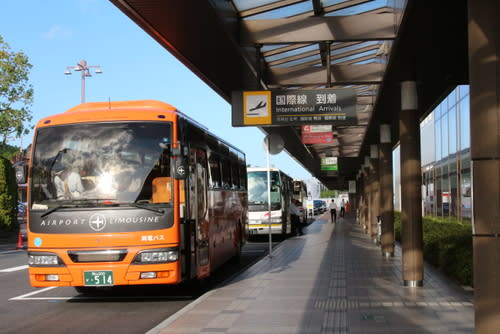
[290,199,303,235]
[329,199,338,223]
[340,199,346,218]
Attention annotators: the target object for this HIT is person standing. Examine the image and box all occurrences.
[290,199,303,235]
[329,199,338,223]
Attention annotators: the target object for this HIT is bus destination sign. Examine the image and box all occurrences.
[232,88,357,127]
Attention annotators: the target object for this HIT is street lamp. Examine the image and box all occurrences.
[64,60,102,104]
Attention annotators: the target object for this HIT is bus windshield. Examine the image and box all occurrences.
[30,122,172,209]
[247,170,281,210]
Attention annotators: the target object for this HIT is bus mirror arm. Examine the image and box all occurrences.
[174,157,188,180]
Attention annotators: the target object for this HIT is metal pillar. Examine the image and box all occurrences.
[468,0,500,331]
[379,124,395,257]
[400,81,423,287]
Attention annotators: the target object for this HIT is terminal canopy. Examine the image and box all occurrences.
[110,0,468,189]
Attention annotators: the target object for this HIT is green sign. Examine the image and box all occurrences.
[321,157,338,171]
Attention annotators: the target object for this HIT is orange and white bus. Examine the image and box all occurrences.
[23,100,248,293]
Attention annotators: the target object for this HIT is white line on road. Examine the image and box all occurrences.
[0,265,28,273]
[10,286,58,300]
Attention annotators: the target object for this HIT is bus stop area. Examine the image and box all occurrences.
[149,214,474,334]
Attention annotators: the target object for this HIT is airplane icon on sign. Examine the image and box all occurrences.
[247,101,267,115]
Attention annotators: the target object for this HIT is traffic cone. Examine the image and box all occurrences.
[16,232,24,249]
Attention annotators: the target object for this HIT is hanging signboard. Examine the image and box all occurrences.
[302,125,332,133]
[349,180,356,193]
[320,157,338,171]
[300,125,335,144]
[301,131,334,144]
[232,88,357,127]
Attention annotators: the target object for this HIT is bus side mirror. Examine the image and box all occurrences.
[15,163,27,184]
[174,157,188,180]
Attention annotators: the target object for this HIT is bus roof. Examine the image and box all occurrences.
[65,100,177,113]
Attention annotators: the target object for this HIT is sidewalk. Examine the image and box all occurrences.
[149,214,474,334]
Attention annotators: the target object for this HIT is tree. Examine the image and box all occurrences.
[0,156,17,231]
[0,143,21,161]
[0,35,34,146]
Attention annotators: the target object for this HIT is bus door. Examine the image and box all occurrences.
[188,148,210,279]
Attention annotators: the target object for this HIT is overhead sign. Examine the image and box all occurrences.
[302,125,332,133]
[301,125,334,144]
[349,180,356,193]
[301,131,334,144]
[320,157,338,171]
[232,88,357,127]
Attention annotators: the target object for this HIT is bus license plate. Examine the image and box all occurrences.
[84,271,114,286]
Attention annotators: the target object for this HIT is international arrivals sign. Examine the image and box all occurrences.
[232,88,357,127]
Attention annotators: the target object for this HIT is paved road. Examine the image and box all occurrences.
[0,239,279,334]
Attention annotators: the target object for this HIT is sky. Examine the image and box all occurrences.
[1,0,314,181]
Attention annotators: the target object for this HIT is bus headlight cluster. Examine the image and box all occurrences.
[28,252,64,267]
[132,248,178,264]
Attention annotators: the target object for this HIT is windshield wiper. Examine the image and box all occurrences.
[123,203,165,215]
[40,198,117,217]
[41,205,74,217]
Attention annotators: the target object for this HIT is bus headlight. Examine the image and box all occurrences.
[28,252,64,267]
[132,248,178,264]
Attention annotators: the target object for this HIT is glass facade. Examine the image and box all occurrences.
[393,85,471,221]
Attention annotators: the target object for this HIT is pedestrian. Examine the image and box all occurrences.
[329,199,338,223]
[340,199,345,217]
[345,200,351,214]
[290,199,303,235]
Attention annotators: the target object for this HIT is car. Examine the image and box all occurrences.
[313,200,326,215]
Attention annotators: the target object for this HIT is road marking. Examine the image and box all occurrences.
[10,286,193,301]
[10,287,58,300]
[0,265,28,273]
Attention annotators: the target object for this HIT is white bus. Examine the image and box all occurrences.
[247,167,294,237]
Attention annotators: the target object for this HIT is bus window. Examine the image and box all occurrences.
[221,159,231,189]
[231,163,240,189]
[152,177,171,203]
[239,164,247,190]
[209,154,221,188]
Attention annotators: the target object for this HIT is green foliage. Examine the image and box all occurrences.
[320,189,338,198]
[0,143,21,160]
[0,35,34,145]
[393,211,472,286]
[0,156,17,231]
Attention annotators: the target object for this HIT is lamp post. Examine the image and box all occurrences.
[64,60,102,104]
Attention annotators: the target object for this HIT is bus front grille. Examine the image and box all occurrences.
[68,250,128,263]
